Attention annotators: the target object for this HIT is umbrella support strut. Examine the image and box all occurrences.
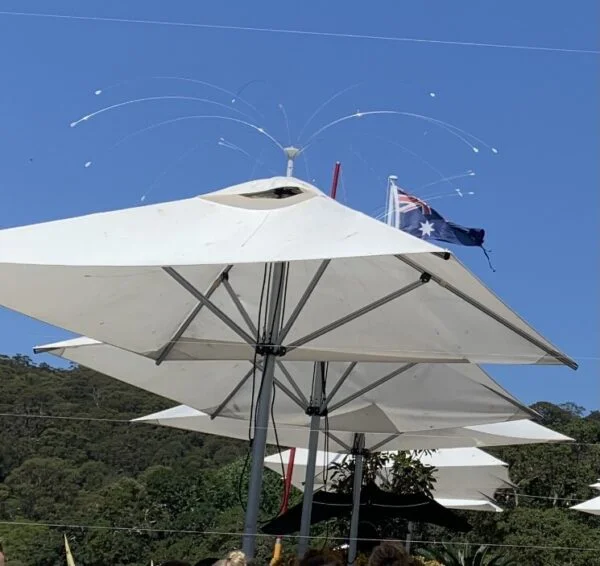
[242,261,287,558]
[329,363,417,412]
[297,361,327,557]
[347,433,365,566]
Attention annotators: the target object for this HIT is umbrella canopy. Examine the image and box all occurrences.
[264,448,510,511]
[132,406,570,452]
[434,498,503,513]
[261,483,472,535]
[570,497,600,516]
[570,480,600,516]
[0,177,575,369]
[47,340,536,433]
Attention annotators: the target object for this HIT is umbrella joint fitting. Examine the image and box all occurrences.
[420,272,432,283]
[305,405,327,417]
[255,343,287,357]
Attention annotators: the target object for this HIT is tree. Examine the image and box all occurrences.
[329,450,436,497]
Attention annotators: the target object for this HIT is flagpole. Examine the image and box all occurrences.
[387,175,399,228]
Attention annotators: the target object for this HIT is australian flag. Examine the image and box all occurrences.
[395,186,485,247]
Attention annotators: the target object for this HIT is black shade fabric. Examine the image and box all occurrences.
[261,484,471,535]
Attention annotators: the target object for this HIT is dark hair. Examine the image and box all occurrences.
[368,542,409,566]
[194,560,220,566]
[299,549,343,566]
[160,561,192,566]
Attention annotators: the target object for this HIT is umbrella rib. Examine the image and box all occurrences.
[286,275,429,350]
[155,266,232,365]
[210,365,255,419]
[221,276,258,336]
[273,378,307,410]
[279,260,330,342]
[326,431,353,451]
[369,433,400,452]
[324,362,358,407]
[210,363,306,420]
[276,361,309,406]
[328,362,418,412]
[162,267,256,346]
[395,255,578,370]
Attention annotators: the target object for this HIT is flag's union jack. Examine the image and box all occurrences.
[396,188,432,216]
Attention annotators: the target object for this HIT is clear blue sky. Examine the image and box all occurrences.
[0,1,598,409]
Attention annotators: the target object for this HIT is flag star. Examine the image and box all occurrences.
[419,220,435,237]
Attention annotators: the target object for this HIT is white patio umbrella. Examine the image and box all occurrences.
[132,406,571,452]
[570,481,600,516]
[0,175,576,556]
[264,447,510,511]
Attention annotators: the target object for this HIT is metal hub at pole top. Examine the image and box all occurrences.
[284,146,300,177]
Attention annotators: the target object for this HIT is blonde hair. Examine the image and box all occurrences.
[214,550,247,566]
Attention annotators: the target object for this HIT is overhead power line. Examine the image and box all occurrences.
[0,10,598,55]
[0,520,599,551]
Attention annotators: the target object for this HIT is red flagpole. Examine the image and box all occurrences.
[330,161,341,200]
[281,447,296,514]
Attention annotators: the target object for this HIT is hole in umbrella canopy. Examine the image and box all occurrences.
[241,186,304,199]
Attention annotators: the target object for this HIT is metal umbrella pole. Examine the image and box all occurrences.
[347,434,366,565]
[297,362,326,556]
[297,163,341,557]
[242,261,286,556]
[243,148,299,557]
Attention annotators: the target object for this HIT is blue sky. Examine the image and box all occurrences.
[0,1,597,409]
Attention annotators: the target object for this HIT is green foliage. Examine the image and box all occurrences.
[418,544,516,566]
[328,450,436,497]
[0,355,599,566]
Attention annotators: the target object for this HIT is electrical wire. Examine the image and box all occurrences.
[0,520,599,551]
[0,11,597,55]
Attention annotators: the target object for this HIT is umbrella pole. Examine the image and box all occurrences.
[298,162,341,557]
[244,148,298,557]
[242,261,287,558]
[297,362,326,557]
[347,433,365,565]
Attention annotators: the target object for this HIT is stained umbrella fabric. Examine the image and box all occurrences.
[261,483,472,535]
[0,177,575,369]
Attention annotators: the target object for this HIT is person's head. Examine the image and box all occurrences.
[298,549,343,566]
[213,550,247,566]
[368,542,409,566]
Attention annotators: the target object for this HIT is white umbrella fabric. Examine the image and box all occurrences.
[132,406,571,452]
[434,499,503,513]
[1,176,576,556]
[263,447,510,511]
[45,338,534,433]
[0,177,575,368]
[570,481,600,516]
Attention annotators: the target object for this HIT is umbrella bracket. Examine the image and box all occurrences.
[255,343,287,357]
[305,405,327,417]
